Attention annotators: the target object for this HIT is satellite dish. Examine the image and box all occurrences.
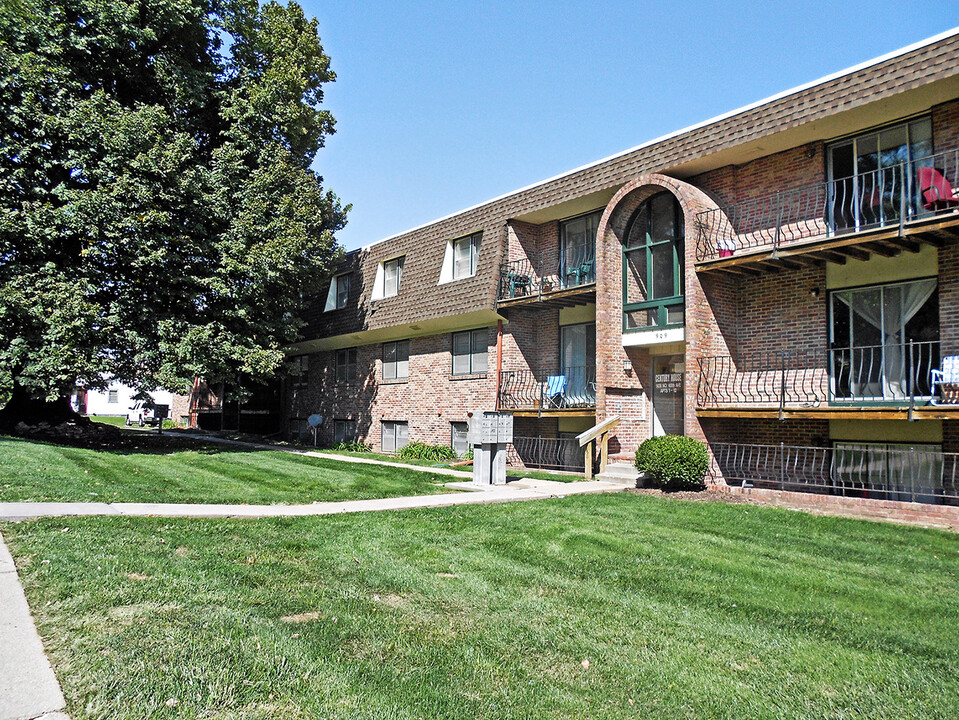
[307,414,323,428]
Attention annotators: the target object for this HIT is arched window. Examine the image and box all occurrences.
[622,192,684,331]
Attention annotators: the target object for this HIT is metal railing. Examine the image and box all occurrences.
[498,254,596,301]
[696,147,959,261]
[499,366,597,410]
[508,436,585,472]
[697,341,941,409]
[710,442,959,504]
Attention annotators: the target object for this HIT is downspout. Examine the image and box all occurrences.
[495,319,504,410]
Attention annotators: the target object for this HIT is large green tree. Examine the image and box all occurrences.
[0,0,346,425]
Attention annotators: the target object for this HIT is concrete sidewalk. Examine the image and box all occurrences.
[0,534,69,720]
[0,477,627,521]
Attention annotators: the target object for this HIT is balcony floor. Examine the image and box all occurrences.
[697,405,959,420]
[696,212,959,275]
[497,283,595,309]
[507,408,596,418]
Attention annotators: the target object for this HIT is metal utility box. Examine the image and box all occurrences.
[469,411,513,486]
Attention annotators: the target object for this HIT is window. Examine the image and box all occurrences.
[453,232,481,280]
[826,117,932,232]
[381,420,408,453]
[451,422,470,457]
[622,192,684,331]
[560,210,600,288]
[325,273,351,311]
[382,340,410,381]
[384,257,403,298]
[107,389,118,404]
[829,278,938,401]
[333,419,356,444]
[561,322,596,406]
[452,329,488,375]
[372,256,405,300]
[292,355,309,386]
[335,347,358,383]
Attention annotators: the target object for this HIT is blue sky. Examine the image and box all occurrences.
[302,2,957,251]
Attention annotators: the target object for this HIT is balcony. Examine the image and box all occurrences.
[498,366,596,416]
[497,256,595,307]
[696,148,959,272]
[696,341,959,419]
[710,442,959,505]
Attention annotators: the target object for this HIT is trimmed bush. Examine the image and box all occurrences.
[398,442,457,462]
[634,435,709,492]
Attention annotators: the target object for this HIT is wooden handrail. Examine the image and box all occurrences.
[576,416,620,446]
[576,416,621,479]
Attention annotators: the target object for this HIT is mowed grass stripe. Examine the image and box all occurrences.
[5,492,958,719]
[0,436,457,504]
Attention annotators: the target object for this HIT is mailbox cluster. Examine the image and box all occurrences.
[468,411,513,486]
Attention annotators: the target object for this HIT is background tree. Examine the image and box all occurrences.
[0,0,347,426]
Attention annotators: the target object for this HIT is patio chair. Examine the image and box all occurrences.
[930,355,959,405]
[543,375,567,409]
[565,259,595,287]
[506,272,532,298]
[917,167,959,212]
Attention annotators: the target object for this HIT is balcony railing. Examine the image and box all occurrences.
[710,442,959,505]
[696,147,959,261]
[499,366,596,410]
[508,436,586,472]
[697,341,940,409]
[498,255,596,301]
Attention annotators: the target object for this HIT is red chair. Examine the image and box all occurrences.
[917,167,959,211]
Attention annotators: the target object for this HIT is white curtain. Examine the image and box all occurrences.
[836,279,936,398]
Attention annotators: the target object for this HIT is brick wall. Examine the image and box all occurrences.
[286,328,497,451]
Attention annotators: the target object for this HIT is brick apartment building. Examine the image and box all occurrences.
[284,30,959,510]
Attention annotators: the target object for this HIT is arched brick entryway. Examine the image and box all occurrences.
[592,174,735,459]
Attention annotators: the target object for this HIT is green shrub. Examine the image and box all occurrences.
[332,440,371,452]
[634,435,709,492]
[398,442,457,461]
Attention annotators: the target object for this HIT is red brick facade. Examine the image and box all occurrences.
[286,35,959,518]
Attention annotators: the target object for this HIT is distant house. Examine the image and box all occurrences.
[72,382,187,423]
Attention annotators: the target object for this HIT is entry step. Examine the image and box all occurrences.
[596,462,640,486]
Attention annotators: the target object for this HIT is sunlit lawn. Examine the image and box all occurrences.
[0,435,458,504]
[4,492,958,719]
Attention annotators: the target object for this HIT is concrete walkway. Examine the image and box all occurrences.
[0,534,69,720]
[0,477,627,521]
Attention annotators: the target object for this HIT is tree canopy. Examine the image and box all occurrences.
[0,0,347,420]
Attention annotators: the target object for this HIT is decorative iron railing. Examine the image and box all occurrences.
[710,442,959,504]
[698,341,941,410]
[696,147,959,261]
[498,253,596,301]
[498,366,597,410]
[508,436,586,472]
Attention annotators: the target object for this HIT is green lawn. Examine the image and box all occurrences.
[313,448,583,482]
[0,435,458,504]
[4,493,958,719]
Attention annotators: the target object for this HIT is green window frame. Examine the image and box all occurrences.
[622,191,684,332]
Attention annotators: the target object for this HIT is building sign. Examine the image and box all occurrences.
[654,373,683,395]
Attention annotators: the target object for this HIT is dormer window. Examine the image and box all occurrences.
[372,256,404,300]
[324,273,351,311]
[438,232,481,284]
[454,232,480,279]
